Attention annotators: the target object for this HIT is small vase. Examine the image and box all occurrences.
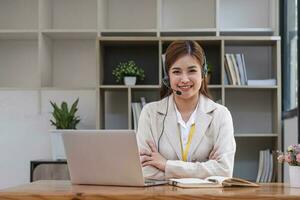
[289,166,300,187]
[124,76,136,86]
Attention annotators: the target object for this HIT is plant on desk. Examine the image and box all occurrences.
[112,60,145,85]
[50,98,80,160]
[277,144,300,187]
[50,98,80,129]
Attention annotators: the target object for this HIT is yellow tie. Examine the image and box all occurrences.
[179,123,196,161]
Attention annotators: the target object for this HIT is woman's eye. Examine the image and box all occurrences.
[189,69,197,73]
[172,71,180,74]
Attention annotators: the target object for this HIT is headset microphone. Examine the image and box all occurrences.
[162,78,182,95]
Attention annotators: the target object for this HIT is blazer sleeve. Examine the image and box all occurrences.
[165,107,236,179]
[136,104,165,180]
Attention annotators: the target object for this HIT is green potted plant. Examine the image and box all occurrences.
[112,60,145,85]
[50,98,80,160]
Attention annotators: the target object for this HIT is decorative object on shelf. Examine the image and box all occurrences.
[112,60,145,85]
[277,144,300,187]
[206,62,213,84]
[50,98,80,160]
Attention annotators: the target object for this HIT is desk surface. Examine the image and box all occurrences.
[0,180,300,200]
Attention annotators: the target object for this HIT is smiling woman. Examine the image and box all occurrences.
[137,40,236,180]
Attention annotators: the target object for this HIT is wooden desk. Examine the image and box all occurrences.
[0,180,300,200]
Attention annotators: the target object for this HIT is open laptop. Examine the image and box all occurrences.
[61,130,167,186]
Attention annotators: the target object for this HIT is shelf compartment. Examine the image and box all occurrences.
[41,30,97,40]
[224,40,278,85]
[161,0,216,30]
[234,137,276,182]
[40,34,97,88]
[162,39,222,85]
[0,30,38,40]
[209,88,222,104]
[0,0,38,30]
[98,0,157,31]
[219,0,275,30]
[225,89,278,134]
[41,90,97,129]
[99,40,159,85]
[99,88,129,129]
[40,0,97,30]
[0,39,39,88]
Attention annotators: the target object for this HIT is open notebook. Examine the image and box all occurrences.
[169,176,259,188]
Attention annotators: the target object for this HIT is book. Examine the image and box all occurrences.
[247,79,276,86]
[169,176,259,188]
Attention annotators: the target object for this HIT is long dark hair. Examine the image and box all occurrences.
[160,40,212,99]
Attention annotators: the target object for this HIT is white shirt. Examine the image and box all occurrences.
[174,102,199,150]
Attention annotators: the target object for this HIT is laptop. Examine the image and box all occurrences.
[61,130,168,186]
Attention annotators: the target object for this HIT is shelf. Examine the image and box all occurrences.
[100,40,159,85]
[161,0,216,30]
[101,29,157,37]
[0,30,38,39]
[160,29,217,36]
[225,89,277,134]
[99,89,129,129]
[40,34,97,88]
[40,0,97,30]
[0,39,39,88]
[220,28,275,36]
[100,85,160,89]
[41,30,97,39]
[225,41,278,81]
[98,0,157,30]
[234,137,276,181]
[219,0,275,30]
[235,133,278,137]
[0,0,38,30]
[224,85,278,89]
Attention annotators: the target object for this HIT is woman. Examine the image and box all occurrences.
[137,40,236,180]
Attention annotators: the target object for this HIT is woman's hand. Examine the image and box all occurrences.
[208,146,219,160]
[139,140,167,172]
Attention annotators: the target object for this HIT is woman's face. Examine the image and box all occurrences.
[169,55,203,100]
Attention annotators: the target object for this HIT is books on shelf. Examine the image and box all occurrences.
[224,53,248,85]
[256,149,275,183]
[169,176,259,188]
[132,97,147,130]
[247,79,276,86]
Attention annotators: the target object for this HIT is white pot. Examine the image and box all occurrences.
[124,76,136,86]
[50,131,66,160]
[289,166,300,187]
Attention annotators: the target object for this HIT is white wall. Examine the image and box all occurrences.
[0,90,96,189]
[283,116,298,183]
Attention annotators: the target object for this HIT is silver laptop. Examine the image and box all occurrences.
[61,130,167,186]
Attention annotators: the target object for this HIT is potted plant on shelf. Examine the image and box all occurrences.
[112,60,145,85]
[50,98,80,160]
[277,144,300,187]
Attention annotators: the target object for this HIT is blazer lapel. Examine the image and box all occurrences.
[157,95,182,160]
[188,95,216,160]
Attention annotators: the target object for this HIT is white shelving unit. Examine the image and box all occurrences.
[0,0,281,182]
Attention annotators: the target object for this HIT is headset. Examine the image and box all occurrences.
[157,41,208,152]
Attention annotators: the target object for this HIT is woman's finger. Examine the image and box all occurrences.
[140,155,152,164]
[139,150,151,156]
[146,140,158,152]
[209,147,217,159]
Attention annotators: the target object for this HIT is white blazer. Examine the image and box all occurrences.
[137,94,236,180]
